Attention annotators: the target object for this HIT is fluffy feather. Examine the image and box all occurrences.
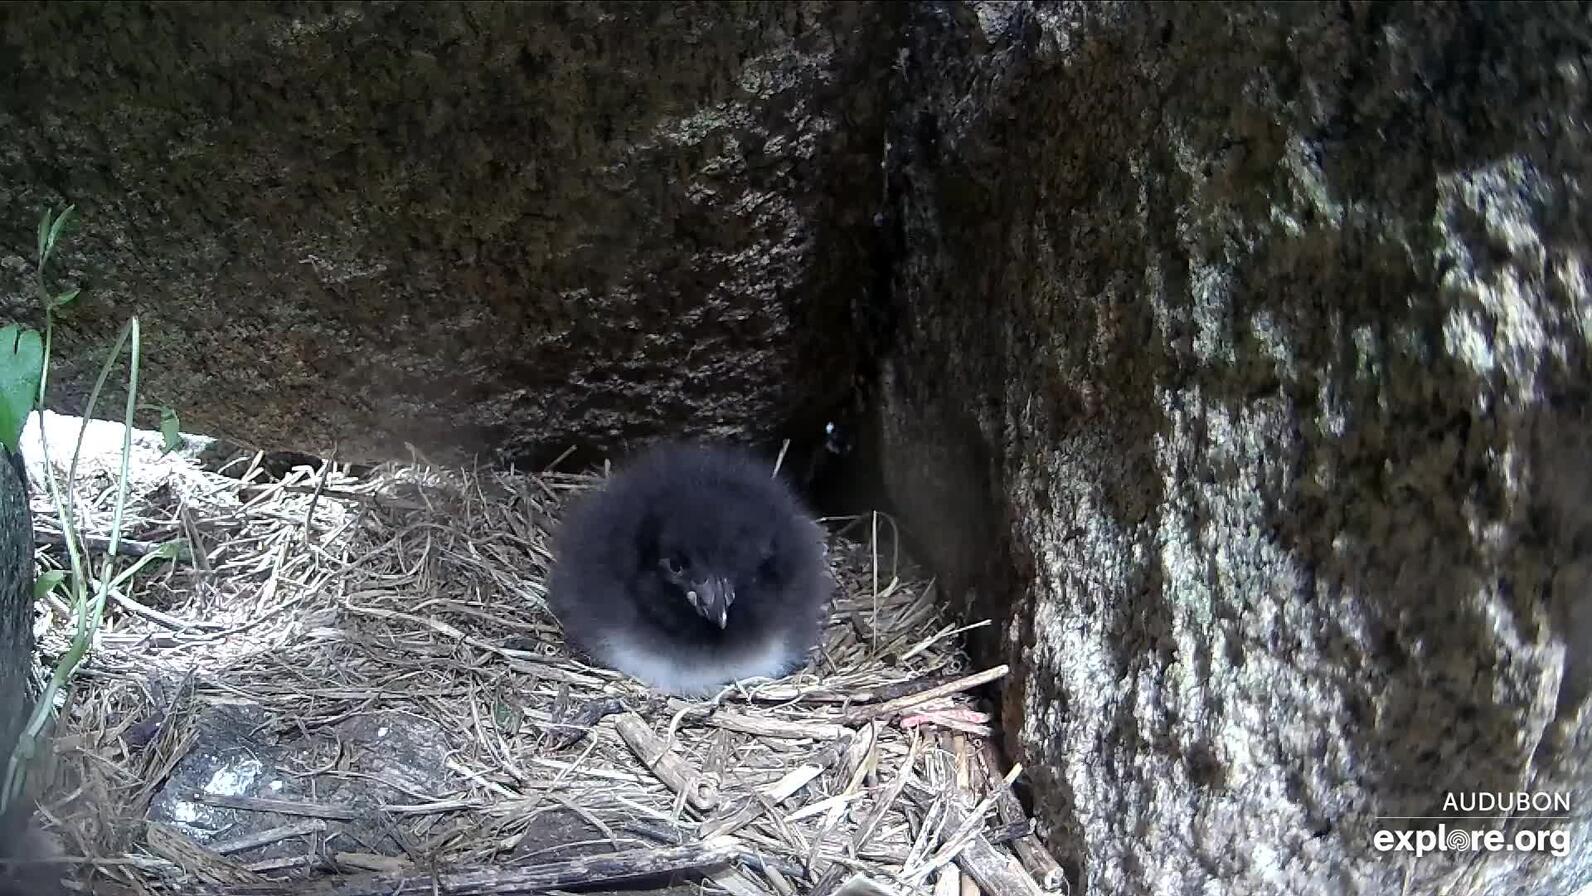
[546,441,833,696]
[0,807,64,896]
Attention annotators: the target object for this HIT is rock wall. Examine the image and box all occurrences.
[0,450,36,856]
[879,3,1591,894]
[0,2,899,468]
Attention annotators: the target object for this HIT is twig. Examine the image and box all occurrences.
[34,528,185,561]
[725,669,1002,707]
[902,765,1043,896]
[179,503,213,575]
[667,701,850,740]
[184,836,745,895]
[987,821,1038,846]
[545,697,627,750]
[772,439,790,477]
[979,741,1068,891]
[852,730,923,851]
[953,735,982,896]
[299,447,336,547]
[845,666,1008,724]
[700,734,854,838]
[195,794,362,821]
[615,712,720,810]
[144,822,273,887]
[210,820,329,856]
[108,587,224,632]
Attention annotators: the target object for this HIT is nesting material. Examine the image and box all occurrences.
[19,428,1062,895]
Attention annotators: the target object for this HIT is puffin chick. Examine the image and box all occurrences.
[545,441,833,697]
[0,806,65,896]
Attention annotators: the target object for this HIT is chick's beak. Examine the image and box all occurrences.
[690,577,735,629]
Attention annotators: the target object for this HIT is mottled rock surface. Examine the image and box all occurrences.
[0,447,45,890]
[0,451,29,794]
[0,2,897,468]
[879,3,1591,894]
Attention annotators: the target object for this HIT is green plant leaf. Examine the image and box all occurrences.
[43,205,75,265]
[152,541,185,561]
[50,288,81,309]
[35,209,50,268]
[0,324,44,453]
[158,406,184,453]
[32,571,65,602]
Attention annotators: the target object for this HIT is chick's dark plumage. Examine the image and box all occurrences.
[0,807,64,896]
[546,442,833,696]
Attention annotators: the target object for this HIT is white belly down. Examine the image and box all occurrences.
[598,635,805,697]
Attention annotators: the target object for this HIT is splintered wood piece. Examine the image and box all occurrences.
[194,794,361,821]
[184,837,744,895]
[210,820,328,856]
[899,707,994,738]
[331,853,409,873]
[978,740,1068,891]
[666,700,851,740]
[932,798,1043,896]
[805,723,880,880]
[144,822,273,888]
[700,733,854,838]
[903,743,1045,896]
[953,736,982,896]
[851,730,924,851]
[844,666,1008,724]
[615,711,721,810]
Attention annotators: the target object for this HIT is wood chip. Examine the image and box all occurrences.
[614,711,720,810]
[144,822,273,887]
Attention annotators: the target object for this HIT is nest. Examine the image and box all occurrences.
[20,416,1062,895]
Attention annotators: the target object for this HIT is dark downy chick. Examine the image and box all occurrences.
[546,441,833,696]
[0,807,64,896]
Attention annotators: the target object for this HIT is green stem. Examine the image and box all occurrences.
[2,317,142,816]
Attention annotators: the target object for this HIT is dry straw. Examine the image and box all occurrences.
[20,438,1063,895]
